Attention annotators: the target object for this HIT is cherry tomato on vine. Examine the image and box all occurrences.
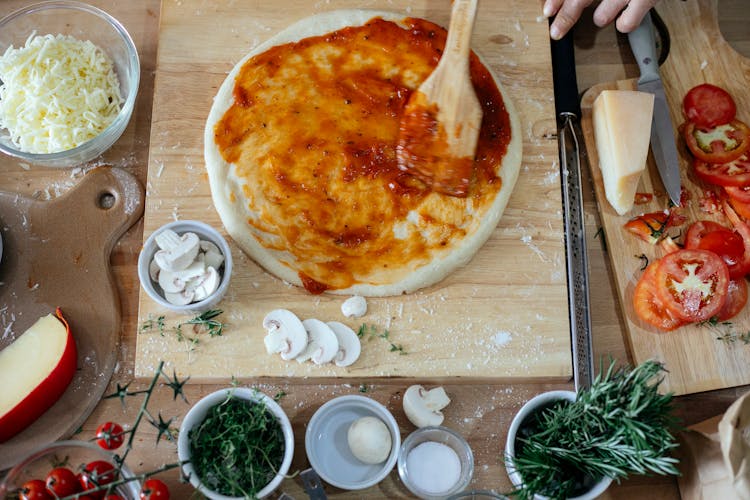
[684,119,750,164]
[45,467,81,497]
[95,421,125,450]
[19,479,52,500]
[683,83,737,129]
[78,460,118,499]
[140,478,170,500]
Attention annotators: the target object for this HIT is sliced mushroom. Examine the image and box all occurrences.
[148,259,161,282]
[164,289,195,306]
[158,269,187,294]
[403,385,451,428]
[200,240,225,269]
[327,321,361,367]
[153,231,200,272]
[341,295,367,318]
[296,319,339,365]
[262,309,308,360]
[187,267,221,302]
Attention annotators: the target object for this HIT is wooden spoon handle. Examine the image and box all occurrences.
[442,0,478,70]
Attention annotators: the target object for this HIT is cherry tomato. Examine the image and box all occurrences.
[717,278,749,321]
[96,421,125,450]
[683,83,737,128]
[19,479,52,500]
[79,460,118,499]
[140,479,170,500]
[684,119,750,164]
[45,467,81,497]
[653,248,730,322]
[694,152,750,188]
[684,220,749,279]
[633,262,684,331]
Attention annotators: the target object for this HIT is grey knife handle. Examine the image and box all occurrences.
[627,11,660,84]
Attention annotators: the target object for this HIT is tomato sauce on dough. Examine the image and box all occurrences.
[214,17,512,292]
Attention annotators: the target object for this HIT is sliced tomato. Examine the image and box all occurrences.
[684,220,749,279]
[624,211,675,245]
[653,248,730,322]
[684,119,750,164]
[633,262,684,331]
[728,195,750,220]
[717,278,749,321]
[683,84,737,128]
[634,192,654,205]
[694,152,750,187]
[725,185,750,204]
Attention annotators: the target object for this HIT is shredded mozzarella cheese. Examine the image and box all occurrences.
[0,33,124,154]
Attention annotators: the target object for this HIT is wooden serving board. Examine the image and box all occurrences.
[135,0,571,381]
[0,167,144,469]
[580,0,750,395]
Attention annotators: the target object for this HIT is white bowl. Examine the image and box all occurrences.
[0,1,140,167]
[177,388,294,500]
[505,390,613,500]
[137,220,233,313]
[305,395,401,490]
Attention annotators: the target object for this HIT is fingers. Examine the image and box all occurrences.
[592,0,630,28]
[615,0,661,33]
[545,0,594,40]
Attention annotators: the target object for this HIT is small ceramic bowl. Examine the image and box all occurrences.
[504,391,613,500]
[0,1,140,167]
[137,220,233,314]
[0,440,141,499]
[398,426,474,499]
[305,395,401,490]
[177,388,294,500]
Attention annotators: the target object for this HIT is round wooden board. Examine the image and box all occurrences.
[0,166,144,470]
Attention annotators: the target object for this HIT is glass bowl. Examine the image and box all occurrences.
[0,440,141,499]
[0,1,140,167]
[398,426,474,500]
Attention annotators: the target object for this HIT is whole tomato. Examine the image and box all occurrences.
[19,479,52,500]
[78,460,118,499]
[95,421,125,450]
[45,467,81,497]
[140,478,170,500]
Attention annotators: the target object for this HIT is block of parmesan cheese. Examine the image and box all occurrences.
[592,90,655,215]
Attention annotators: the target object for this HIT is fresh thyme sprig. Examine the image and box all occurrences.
[140,310,227,358]
[507,360,680,500]
[357,323,407,354]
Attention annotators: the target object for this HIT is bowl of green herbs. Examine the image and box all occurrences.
[177,388,294,499]
[504,360,680,500]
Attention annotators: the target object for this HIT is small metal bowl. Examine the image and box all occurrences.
[398,426,474,500]
[305,395,401,490]
[0,1,140,167]
[137,220,233,314]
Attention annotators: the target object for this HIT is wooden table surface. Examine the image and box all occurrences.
[0,1,748,498]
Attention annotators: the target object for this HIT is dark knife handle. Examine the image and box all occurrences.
[550,27,580,119]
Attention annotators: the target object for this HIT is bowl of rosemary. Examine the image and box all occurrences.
[177,388,294,499]
[504,360,680,500]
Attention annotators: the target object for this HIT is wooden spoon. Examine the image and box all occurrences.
[396,0,482,198]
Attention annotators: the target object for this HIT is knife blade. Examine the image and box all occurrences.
[628,11,682,206]
[550,26,594,391]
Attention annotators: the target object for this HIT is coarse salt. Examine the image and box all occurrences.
[405,441,461,495]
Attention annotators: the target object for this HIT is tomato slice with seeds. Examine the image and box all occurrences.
[633,262,684,331]
[683,84,737,129]
[725,185,750,204]
[694,152,750,187]
[684,119,750,164]
[653,248,729,322]
[717,278,749,321]
[684,220,749,279]
[624,211,677,245]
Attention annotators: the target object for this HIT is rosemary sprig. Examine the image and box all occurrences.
[507,360,680,500]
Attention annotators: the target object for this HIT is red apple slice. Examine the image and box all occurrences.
[0,308,77,442]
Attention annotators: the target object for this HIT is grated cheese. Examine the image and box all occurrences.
[0,33,124,154]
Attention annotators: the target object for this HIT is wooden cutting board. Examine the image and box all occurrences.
[580,0,750,395]
[135,0,571,382]
[0,166,144,470]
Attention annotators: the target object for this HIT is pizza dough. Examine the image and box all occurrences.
[204,10,522,296]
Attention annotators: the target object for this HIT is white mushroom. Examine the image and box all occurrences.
[341,295,367,318]
[327,321,361,367]
[164,289,195,306]
[262,309,308,360]
[153,231,200,272]
[148,259,161,282]
[186,267,221,302]
[403,385,451,428]
[347,416,392,464]
[200,240,225,269]
[296,319,339,365]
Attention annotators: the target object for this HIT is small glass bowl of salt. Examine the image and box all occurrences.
[398,426,474,499]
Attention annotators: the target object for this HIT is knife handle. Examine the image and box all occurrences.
[627,10,660,83]
[550,28,580,119]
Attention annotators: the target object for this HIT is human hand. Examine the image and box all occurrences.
[544,0,661,40]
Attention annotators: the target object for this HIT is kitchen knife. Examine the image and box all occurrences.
[628,10,682,206]
[550,27,594,391]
